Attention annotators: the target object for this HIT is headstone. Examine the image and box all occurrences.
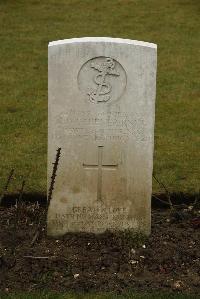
[47,37,157,236]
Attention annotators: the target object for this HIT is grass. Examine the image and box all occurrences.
[0,292,199,299]
[0,0,199,194]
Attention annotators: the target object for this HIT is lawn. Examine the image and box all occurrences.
[0,292,199,299]
[0,0,199,194]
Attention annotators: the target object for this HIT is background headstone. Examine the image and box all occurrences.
[47,37,157,236]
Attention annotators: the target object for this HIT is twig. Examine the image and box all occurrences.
[30,224,40,247]
[193,190,200,208]
[153,173,169,194]
[30,229,40,247]
[31,148,61,246]
[30,148,61,246]
[24,255,57,259]
[189,190,200,213]
[16,180,26,225]
[0,169,14,205]
[153,174,173,209]
[152,195,172,206]
[11,180,26,253]
[18,180,25,203]
[47,147,61,207]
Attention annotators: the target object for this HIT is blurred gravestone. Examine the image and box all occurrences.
[47,37,157,236]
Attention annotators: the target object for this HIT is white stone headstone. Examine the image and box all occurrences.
[47,37,157,236]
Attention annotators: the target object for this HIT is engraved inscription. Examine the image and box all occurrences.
[55,110,150,142]
[49,206,137,232]
[83,146,118,201]
[78,57,127,104]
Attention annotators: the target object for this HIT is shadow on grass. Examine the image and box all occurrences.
[1,192,47,207]
[1,192,199,209]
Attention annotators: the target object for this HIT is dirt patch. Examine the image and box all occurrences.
[0,202,199,295]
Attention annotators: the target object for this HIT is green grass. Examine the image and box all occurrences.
[0,292,199,299]
[0,0,199,194]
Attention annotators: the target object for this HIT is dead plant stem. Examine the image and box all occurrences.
[0,169,14,205]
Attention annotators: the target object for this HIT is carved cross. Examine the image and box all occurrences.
[83,146,118,201]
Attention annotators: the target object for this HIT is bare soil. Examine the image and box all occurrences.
[0,199,199,295]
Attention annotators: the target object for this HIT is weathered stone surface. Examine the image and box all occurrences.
[47,37,157,236]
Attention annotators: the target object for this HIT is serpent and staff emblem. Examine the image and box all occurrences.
[78,56,126,104]
[88,57,120,103]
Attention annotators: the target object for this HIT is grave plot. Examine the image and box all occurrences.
[0,202,199,294]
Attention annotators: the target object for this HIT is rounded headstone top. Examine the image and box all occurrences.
[48,37,157,49]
